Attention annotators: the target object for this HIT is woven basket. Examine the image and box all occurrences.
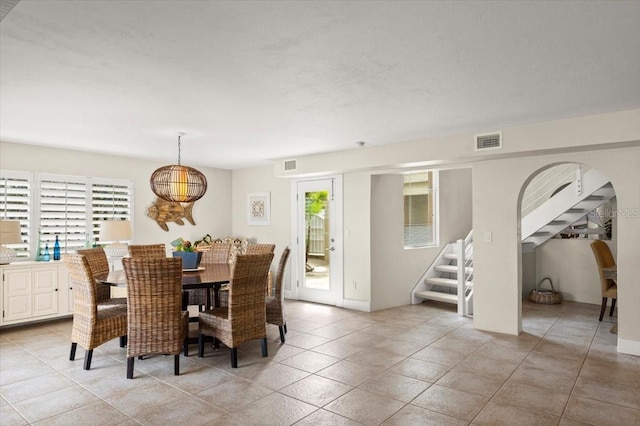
[528,277,562,304]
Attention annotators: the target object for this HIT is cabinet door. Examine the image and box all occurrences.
[3,268,32,322]
[57,264,73,314]
[32,266,58,317]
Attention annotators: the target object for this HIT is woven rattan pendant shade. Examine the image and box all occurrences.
[150,135,207,203]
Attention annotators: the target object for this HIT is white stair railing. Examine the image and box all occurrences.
[521,164,588,217]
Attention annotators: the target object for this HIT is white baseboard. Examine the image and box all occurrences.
[618,338,640,356]
[342,298,371,312]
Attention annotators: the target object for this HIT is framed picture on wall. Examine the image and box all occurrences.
[247,192,270,226]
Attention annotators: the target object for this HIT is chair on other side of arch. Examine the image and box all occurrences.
[590,240,617,321]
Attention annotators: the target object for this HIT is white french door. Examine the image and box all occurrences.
[293,176,343,306]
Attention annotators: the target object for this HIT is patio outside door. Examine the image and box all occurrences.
[295,177,343,305]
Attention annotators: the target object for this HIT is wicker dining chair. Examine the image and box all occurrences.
[266,247,291,343]
[198,253,274,368]
[246,243,276,255]
[218,243,275,307]
[201,242,233,264]
[76,247,127,309]
[127,243,167,259]
[63,253,128,370]
[122,257,189,379]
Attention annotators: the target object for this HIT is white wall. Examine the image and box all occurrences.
[0,142,232,248]
[370,168,473,311]
[472,146,640,354]
[535,239,614,304]
[230,166,291,287]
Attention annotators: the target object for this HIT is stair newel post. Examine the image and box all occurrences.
[456,238,466,316]
[576,167,583,196]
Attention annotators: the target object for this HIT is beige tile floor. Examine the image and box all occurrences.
[1,300,638,425]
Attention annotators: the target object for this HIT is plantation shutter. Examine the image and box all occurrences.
[38,174,89,255]
[91,178,133,242]
[0,171,32,258]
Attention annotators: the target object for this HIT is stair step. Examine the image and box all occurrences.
[565,208,587,214]
[434,265,473,274]
[415,290,458,304]
[443,253,458,260]
[585,195,605,201]
[425,277,458,287]
[548,220,568,225]
[531,231,551,236]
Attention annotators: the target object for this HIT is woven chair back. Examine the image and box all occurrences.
[128,244,166,259]
[122,257,184,357]
[590,240,616,294]
[245,243,275,255]
[273,247,291,300]
[228,253,274,324]
[64,253,99,318]
[201,242,232,264]
[76,247,111,302]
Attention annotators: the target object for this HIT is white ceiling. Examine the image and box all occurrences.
[1,1,639,170]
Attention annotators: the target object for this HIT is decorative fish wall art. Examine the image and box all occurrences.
[146,198,196,232]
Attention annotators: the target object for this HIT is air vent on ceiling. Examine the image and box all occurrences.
[283,159,297,172]
[475,132,502,151]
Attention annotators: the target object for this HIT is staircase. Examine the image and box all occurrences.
[411,231,474,316]
[411,165,615,316]
[521,167,615,252]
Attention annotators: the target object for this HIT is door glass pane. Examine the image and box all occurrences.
[304,190,330,291]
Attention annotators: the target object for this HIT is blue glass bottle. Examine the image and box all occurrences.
[53,235,61,261]
[43,244,50,261]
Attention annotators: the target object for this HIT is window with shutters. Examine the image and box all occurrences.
[0,171,133,260]
[0,171,32,259]
[404,171,438,248]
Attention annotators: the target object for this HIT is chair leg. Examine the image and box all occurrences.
[126,357,134,379]
[599,297,607,321]
[83,349,93,370]
[198,334,205,357]
[183,338,189,357]
[278,326,286,343]
[283,323,287,334]
[69,342,77,361]
[610,298,616,317]
[213,338,220,349]
[261,337,268,357]
[174,354,180,376]
[119,335,127,347]
[230,348,238,368]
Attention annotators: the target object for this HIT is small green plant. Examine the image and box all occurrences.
[172,238,194,252]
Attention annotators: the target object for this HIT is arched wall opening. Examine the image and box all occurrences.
[517,161,617,334]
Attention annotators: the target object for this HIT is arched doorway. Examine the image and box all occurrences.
[517,162,617,332]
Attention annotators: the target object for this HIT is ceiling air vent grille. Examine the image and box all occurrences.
[283,159,297,172]
[475,132,502,151]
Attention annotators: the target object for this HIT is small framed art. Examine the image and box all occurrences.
[247,192,270,226]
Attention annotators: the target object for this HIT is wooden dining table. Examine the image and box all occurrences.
[95,262,232,310]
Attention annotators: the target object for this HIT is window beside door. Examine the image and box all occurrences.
[404,171,438,248]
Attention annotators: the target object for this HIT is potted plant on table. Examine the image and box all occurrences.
[171,238,202,269]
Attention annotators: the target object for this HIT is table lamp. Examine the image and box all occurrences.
[0,220,22,264]
[99,220,132,257]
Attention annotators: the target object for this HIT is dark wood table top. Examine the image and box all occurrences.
[96,262,231,289]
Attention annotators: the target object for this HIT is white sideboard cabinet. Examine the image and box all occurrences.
[1,261,73,327]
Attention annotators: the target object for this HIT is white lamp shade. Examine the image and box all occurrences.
[0,220,22,244]
[99,220,132,242]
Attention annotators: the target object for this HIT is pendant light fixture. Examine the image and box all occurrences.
[150,133,207,203]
